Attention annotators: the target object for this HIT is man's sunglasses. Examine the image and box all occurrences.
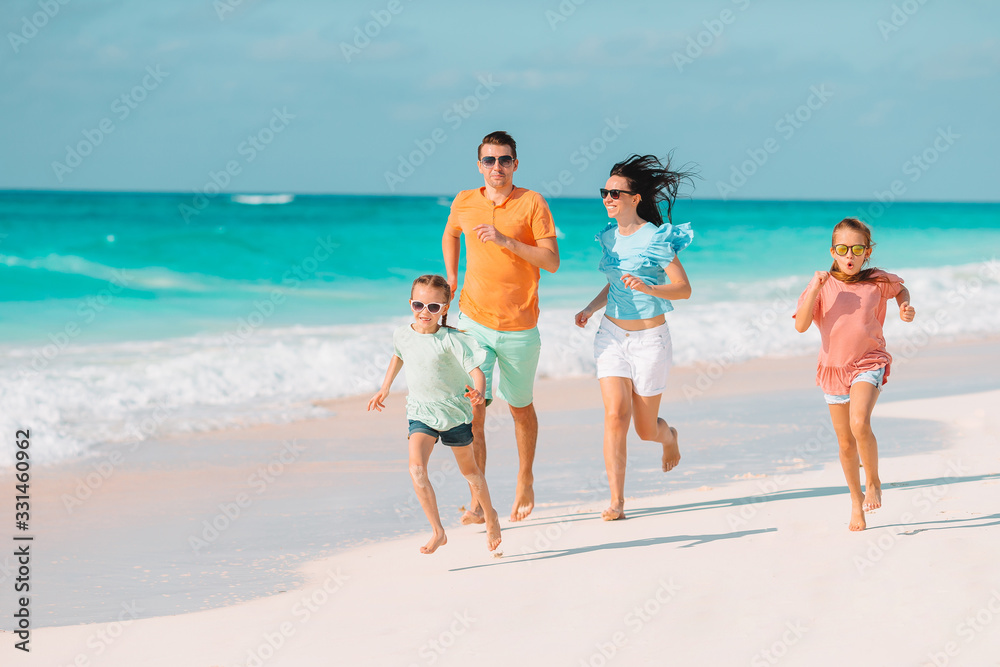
[833,244,870,257]
[480,155,514,168]
[600,188,636,200]
[410,300,446,314]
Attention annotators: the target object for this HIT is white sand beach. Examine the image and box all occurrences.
[3,338,1000,666]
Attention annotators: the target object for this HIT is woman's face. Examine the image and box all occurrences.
[603,175,640,220]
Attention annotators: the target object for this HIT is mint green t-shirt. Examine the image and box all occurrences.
[392,324,487,431]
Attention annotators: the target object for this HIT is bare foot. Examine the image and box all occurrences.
[420,531,447,554]
[485,510,502,552]
[662,427,680,472]
[510,483,534,522]
[849,503,866,531]
[863,483,882,512]
[602,505,626,521]
[460,506,485,525]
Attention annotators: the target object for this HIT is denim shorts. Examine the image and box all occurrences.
[407,420,474,447]
[823,366,885,405]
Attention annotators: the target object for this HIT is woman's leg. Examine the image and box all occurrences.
[631,392,680,472]
[451,444,502,551]
[408,433,447,553]
[829,403,865,531]
[599,376,633,520]
[848,381,882,512]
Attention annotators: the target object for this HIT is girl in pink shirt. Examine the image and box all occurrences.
[795,218,916,531]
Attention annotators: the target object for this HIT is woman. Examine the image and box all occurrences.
[574,154,695,521]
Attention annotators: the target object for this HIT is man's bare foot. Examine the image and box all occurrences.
[662,427,680,472]
[485,510,502,552]
[459,506,485,525]
[863,483,882,512]
[420,531,447,554]
[849,503,866,531]
[602,505,626,521]
[510,483,534,522]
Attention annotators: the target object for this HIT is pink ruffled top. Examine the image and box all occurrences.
[798,270,904,395]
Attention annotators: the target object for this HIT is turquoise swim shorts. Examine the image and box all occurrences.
[457,312,540,408]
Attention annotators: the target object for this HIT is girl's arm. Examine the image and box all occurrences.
[795,271,829,332]
[896,286,915,322]
[575,283,611,328]
[367,355,404,412]
[464,367,486,406]
[621,255,692,301]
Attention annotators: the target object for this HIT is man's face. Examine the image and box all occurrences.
[477,143,518,190]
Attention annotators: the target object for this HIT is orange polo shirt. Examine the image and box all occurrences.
[445,186,556,331]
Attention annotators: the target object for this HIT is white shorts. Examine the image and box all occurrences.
[594,317,672,397]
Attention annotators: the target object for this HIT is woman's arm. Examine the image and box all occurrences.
[367,355,404,412]
[794,272,828,333]
[575,283,610,328]
[621,256,692,301]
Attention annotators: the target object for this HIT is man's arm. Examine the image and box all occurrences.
[472,227,560,273]
[442,229,462,294]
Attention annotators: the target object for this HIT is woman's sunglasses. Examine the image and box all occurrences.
[600,188,636,200]
[480,155,514,168]
[410,300,446,314]
[833,244,870,257]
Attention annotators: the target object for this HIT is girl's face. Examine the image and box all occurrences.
[830,228,872,275]
[603,175,640,220]
[410,283,449,331]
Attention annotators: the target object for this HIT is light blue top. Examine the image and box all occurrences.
[597,221,694,320]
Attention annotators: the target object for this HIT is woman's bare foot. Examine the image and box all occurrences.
[420,531,447,554]
[863,483,882,512]
[510,483,534,522]
[485,510,502,552]
[849,503,866,531]
[662,427,680,472]
[602,504,626,521]
[460,506,485,525]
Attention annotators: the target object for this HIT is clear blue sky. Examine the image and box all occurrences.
[2,0,997,200]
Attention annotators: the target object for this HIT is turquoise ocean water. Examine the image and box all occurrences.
[1,191,998,467]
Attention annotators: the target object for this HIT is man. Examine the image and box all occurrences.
[442,130,560,523]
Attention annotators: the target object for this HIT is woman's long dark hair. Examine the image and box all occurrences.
[609,153,698,226]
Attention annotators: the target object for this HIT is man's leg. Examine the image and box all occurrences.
[508,402,537,522]
[458,313,496,525]
[495,326,542,522]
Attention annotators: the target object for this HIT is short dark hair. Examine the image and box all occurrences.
[478,131,517,160]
